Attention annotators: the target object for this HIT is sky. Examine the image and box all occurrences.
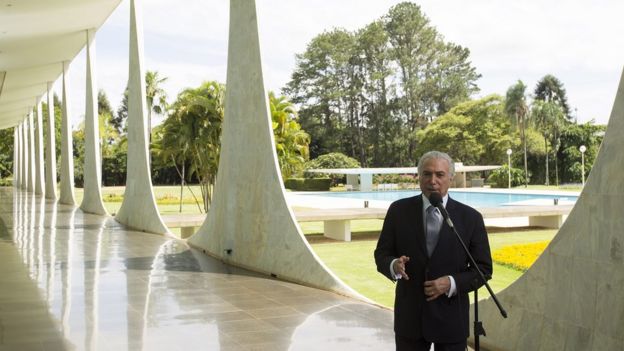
[61,0,624,128]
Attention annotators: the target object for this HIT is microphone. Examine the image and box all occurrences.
[428,192,454,228]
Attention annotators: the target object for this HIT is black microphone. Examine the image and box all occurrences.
[428,192,454,228]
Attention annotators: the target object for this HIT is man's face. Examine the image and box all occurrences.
[419,158,453,198]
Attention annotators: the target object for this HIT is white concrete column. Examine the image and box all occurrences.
[22,118,30,191]
[34,99,45,196]
[115,0,168,234]
[27,111,36,191]
[19,121,26,189]
[45,83,58,200]
[476,68,624,350]
[59,61,76,205]
[80,30,107,215]
[360,173,373,192]
[14,126,20,188]
[21,121,28,190]
[187,0,356,297]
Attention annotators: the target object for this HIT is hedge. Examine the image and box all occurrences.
[284,178,331,191]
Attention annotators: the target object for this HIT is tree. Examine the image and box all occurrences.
[304,152,360,186]
[98,89,114,117]
[284,2,480,167]
[534,74,572,120]
[269,92,310,179]
[531,100,564,185]
[284,28,358,159]
[385,2,480,161]
[505,81,529,186]
[145,70,168,138]
[416,95,514,166]
[0,128,14,181]
[558,121,605,184]
[114,70,168,135]
[158,81,224,212]
[73,93,122,187]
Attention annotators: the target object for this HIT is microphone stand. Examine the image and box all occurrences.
[437,205,507,351]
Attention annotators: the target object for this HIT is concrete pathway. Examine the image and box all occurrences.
[0,188,394,350]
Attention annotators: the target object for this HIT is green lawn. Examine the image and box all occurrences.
[310,228,557,308]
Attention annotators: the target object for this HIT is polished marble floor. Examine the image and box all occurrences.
[0,188,394,351]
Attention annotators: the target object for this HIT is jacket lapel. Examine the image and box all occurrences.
[412,195,428,257]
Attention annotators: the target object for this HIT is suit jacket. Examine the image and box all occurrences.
[374,194,492,343]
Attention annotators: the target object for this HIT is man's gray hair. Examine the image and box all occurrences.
[417,151,455,177]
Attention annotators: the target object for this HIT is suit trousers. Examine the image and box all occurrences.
[395,334,467,351]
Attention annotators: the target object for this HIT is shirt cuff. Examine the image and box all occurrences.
[446,275,457,297]
[390,258,402,280]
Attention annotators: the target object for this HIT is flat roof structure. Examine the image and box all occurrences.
[0,0,123,129]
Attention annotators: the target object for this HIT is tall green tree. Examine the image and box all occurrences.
[385,2,480,161]
[269,92,310,179]
[531,100,565,185]
[0,128,14,181]
[534,74,572,120]
[158,81,224,212]
[285,2,480,166]
[285,29,358,159]
[416,95,514,165]
[145,71,168,138]
[505,81,529,186]
[558,121,605,184]
[114,70,168,135]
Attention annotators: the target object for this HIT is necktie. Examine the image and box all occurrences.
[426,205,442,256]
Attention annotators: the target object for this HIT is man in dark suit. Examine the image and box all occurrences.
[374,151,492,351]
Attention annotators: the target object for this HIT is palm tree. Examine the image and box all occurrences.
[505,80,529,187]
[534,74,571,120]
[532,100,564,185]
[145,70,168,139]
[160,81,224,212]
[269,92,310,179]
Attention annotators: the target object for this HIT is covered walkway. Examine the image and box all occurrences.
[0,188,394,350]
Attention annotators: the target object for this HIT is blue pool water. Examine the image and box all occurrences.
[306,190,578,208]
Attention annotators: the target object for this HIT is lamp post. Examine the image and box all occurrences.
[579,145,586,186]
[506,149,512,189]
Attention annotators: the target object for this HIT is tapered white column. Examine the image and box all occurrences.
[187,0,356,296]
[80,30,107,215]
[34,100,45,195]
[22,118,30,190]
[477,69,624,350]
[14,123,19,187]
[115,0,168,234]
[21,121,27,189]
[59,61,76,205]
[18,121,24,189]
[45,83,58,200]
[27,111,36,191]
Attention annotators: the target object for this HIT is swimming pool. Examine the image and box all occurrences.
[304,190,578,208]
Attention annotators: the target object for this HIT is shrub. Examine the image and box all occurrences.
[304,153,360,185]
[492,240,549,271]
[284,177,331,191]
[374,174,415,185]
[487,165,526,188]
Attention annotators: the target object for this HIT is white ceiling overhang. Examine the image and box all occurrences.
[0,0,123,129]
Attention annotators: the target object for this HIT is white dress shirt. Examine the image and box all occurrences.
[390,193,457,297]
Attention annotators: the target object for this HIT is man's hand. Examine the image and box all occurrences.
[393,256,410,280]
[424,276,451,301]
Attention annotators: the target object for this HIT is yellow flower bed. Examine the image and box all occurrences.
[492,240,550,272]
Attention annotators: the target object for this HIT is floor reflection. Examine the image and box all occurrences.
[0,188,394,350]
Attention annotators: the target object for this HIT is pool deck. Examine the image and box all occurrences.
[286,188,579,228]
